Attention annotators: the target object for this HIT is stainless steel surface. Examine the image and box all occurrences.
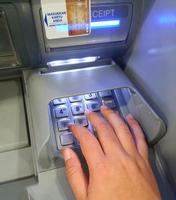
[125,0,176,193]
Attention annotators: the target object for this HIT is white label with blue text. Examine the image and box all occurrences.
[41,0,91,40]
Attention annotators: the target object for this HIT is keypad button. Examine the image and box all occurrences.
[60,133,74,146]
[53,98,66,106]
[85,93,97,100]
[69,96,82,102]
[57,118,72,131]
[102,99,116,109]
[99,90,112,98]
[86,101,101,112]
[71,103,85,115]
[55,105,69,118]
[74,116,88,127]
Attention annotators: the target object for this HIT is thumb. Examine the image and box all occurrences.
[62,148,88,200]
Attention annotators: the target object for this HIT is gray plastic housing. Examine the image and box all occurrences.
[40,2,132,49]
[0,0,144,69]
[23,63,166,173]
[116,88,166,144]
[31,0,144,64]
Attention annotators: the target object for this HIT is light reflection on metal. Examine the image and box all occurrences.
[43,65,105,76]
[159,15,176,25]
[47,56,99,67]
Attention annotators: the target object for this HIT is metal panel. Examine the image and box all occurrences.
[0,148,34,183]
[0,78,34,183]
[125,0,176,197]
[26,168,74,200]
[0,79,29,152]
[0,177,35,200]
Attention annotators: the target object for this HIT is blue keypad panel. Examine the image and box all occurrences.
[49,90,119,150]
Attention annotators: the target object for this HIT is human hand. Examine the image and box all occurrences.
[61,106,161,200]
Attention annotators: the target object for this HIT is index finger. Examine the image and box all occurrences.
[101,106,138,158]
[70,125,105,171]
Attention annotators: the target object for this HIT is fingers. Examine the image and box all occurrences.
[126,114,149,161]
[85,112,124,155]
[70,125,105,171]
[101,106,138,157]
[62,148,88,200]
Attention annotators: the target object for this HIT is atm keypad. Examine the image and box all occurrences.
[55,105,69,118]
[84,93,97,100]
[69,96,82,103]
[59,133,75,146]
[53,98,66,105]
[71,103,85,115]
[86,101,101,112]
[99,90,112,98]
[50,90,118,150]
[57,118,72,131]
[74,116,88,127]
[102,99,116,109]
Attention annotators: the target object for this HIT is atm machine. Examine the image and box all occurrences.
[0,0,176,199]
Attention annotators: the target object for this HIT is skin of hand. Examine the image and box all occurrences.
[61,105,161,200]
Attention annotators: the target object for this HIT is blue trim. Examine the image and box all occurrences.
[56,20,121,32]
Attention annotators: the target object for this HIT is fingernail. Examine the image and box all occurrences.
[114,110,120,115]
[62,149,72,162]
[127,114,133,120]
[85,111,92,116]
[101,105,108,110]
[68,124,75,129]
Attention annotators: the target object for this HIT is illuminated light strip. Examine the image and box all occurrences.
[56,20,121,32]
[47,56,100,67]
[91,20,121,28]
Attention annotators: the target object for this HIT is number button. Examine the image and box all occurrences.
[54,105,69,118]
[57,118,72,131]
[102,99,116,109]
[85,93,97,100]
[71,103,85,115]
[69,96,82,102]
[59,133,74,146]
[74,116,88,127]
[86,101,101,112]
[99,90,112,98]
[53,98,66,106]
